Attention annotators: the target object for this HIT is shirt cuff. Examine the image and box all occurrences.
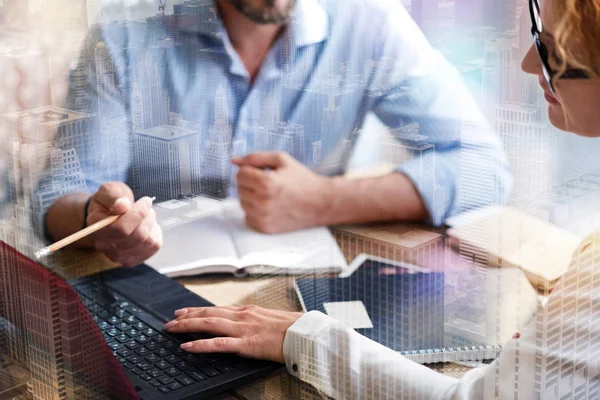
[282,310,332,378]
[397,152,455,226]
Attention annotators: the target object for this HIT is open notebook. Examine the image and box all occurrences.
[446,206,582,292]
[146,196,348,277]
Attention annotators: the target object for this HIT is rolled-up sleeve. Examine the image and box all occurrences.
[364,2,512,225]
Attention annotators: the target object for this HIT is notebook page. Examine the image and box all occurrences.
[146,198,241,275]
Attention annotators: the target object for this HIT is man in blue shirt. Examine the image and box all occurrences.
[44,0,511,267]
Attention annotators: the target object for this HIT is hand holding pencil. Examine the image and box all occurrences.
[37,182,163,267]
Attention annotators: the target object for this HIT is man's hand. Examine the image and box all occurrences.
[87,182,163,267]
[164,306,303,363]
[232,152,331,233]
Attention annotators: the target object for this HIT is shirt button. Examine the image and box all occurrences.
[292,364,298,372]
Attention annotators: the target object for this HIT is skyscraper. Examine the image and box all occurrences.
[136,125,201,202]
[201,85,246,198]
[495,102,554,202]
[131,50,170,132]
[481,37,513,119]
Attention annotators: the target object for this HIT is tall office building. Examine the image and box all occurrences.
[254,122,306,164]
[201,85,246,198]
[94,41,132,183]
[131,50,170,132]
[136,125,201,202]
[481,37,513,119]
[0,218,28,366]
[495,102,554,202]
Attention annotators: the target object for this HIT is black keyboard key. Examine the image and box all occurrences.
[182,354,199,363]
[125,340,142,350]
[143,328,158,337]
[149,379,162,388]
[165,355,180,364]
[135,347,151,357]
[125,315,138,324]
[155,348,171,357]
[175,361,190,371]
[123,362,135,370]
[106,328,119,337]
[117,349,133,358]
[148,368,164,378]
[153,335,167,343]
[155,360,171,370]
[126,329,141,338]
[115,309,131,318]
[165,367,181,377]
[116,323,131,331]
[115,334,130,343]
[136,335,150,344]
[98,310,110,319]
[145,354,160,363]
[214,362,235,373]
[187,370,207,382]
[136,361,152,371]
[108,342,124,351]
[107,316,120,325]
[158,387,170,393]
[98,321,111,330]
[126,355,142,364]
[203,356,218,365]
[104,336,115,344]
[175,375,195,386]
[162,340,176,350]
[130,367,143,376]
[139,373,153,382]
[133,322,147,330]
[197,365,219,377]
[158,376,174,385]
[172,347,185,356]
[145,341,159,351]
[167,382,183,391]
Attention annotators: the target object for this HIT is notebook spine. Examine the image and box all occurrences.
[399,344,503,364]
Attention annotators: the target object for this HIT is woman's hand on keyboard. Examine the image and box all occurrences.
[163,305,303,363]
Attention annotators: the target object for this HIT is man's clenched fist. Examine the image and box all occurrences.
[232,152,332,233]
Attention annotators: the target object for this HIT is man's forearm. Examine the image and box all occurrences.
[45,192,94,247]
[317,172,429,226]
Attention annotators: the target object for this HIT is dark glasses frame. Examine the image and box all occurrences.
[529,0,590,93]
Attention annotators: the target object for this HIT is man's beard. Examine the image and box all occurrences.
[226,0,296,25]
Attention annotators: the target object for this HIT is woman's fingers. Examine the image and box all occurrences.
[179,337,246,355]
[174,306,244,319]
[164,317,244,337]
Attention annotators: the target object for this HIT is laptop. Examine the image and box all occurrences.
[0,241,280,399]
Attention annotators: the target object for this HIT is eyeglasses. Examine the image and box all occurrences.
[529,0,590,93]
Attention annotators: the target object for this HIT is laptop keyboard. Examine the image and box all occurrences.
[75,282,237,395]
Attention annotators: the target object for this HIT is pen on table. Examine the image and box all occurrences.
[34,196,156,260]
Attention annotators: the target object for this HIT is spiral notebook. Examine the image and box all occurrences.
[294,254,502,364]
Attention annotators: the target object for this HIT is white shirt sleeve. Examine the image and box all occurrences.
[282,310,486,400]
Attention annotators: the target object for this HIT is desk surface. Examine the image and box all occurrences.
[175,221,535,400]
